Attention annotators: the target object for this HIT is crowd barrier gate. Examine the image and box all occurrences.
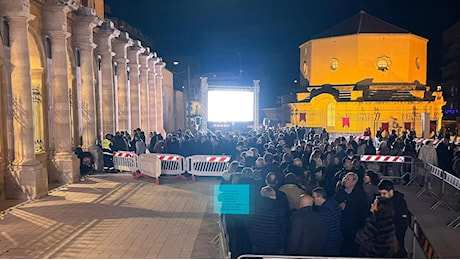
[113,151,138,172]
[359,155,414,181]
[186,155,232,180]
[136,153,162,184]
[156,154,186,176]
[114,152,231,182]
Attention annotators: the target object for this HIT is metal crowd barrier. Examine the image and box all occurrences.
[359,155,414,181]
[113,151,139,172]
[416,162,460,229]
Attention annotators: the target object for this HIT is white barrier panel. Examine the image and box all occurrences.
[187,155,231,177]
[113,151,138,172]
[157,153,185,175]
[138,154,162,178]
[445,172,460,191]
[427,164,443,179]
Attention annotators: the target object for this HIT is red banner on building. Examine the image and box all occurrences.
[342,117,350,127]
[299,112,306,122]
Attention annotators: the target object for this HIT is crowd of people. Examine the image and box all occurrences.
[84,125,460,258]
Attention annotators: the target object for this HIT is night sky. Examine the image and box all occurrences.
[105,0,460,108]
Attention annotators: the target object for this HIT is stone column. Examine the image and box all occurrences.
[127,40,144,131]
[0,1,47,199]
[139,48,153,132]
[95,20,120,135]
[72,7,103,169]
[112,32,132,132]
[42,0,79,183]
[155,59,166,135]
[148,55,159,132]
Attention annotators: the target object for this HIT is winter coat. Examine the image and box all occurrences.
[356,213,396,257]
[314,198,343,256]
[390,191,409,243]
[418,143,438,166]
[246,197,290,253]
[279,184,305,210]
[287,206,327,256]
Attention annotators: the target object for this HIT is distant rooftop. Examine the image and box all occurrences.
[312,10,410,39]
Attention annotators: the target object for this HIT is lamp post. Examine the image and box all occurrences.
[173,61,191,130]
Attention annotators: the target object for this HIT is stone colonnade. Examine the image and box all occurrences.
[0,0,166,200]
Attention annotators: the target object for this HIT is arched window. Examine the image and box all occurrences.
[113,62,118,76]
[327,103,335,127]
[2,18,10,47]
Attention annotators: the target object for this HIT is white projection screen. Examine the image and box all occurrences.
[208,90,254,122]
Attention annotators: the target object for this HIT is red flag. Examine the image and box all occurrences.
[342,117,350,127]
[299,112,306,122]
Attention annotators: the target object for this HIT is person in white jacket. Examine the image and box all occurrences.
[417,140,438,189]
[417,140,438,166]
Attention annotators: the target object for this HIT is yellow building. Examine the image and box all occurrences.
[291,11,445,137]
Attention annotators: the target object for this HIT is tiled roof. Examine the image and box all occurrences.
[312,10,410,39]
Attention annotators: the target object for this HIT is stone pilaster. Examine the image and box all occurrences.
[127,40,144,131]
[148,54,159,132]
[72,7,103,170]
[42,1,79,183]
[112,32,133,132]
[0,1,47,199]
[139,48,153,132]
[155,59,166,135]
[95,20,120,135]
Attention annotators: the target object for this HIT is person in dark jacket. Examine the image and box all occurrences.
[378,179,409,258]
[260,153,280,181]
[265,172,291,218]
[287,194,327,256]
[333,172,369,257]
[331,157,354,195]
[356,196,397,257]
[312,187,343,256]
[247,186,290,255]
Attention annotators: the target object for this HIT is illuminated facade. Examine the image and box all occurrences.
[291,11,445,137]
[0,0,178,200]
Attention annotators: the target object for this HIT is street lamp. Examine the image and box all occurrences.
[173,61,192,130]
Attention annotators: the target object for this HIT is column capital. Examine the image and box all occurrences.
[72,6,103,32]
[0,0,33,19]
[47,0,80,9]
[45,0,79,11]
[129,40,145,53]
[97,19,121,39]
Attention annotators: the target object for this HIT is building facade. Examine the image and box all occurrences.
[0,0,179,200]
[441,20,460,134]
[290,11,445,137]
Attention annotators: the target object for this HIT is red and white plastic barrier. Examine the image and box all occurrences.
[156,153,185,176]
[414,138,460,145]
[360,155,405,162]
[207,156,231,162]
[113,151,138,172]
[187,155,232,177]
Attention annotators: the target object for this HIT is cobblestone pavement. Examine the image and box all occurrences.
[0,173,220,259]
